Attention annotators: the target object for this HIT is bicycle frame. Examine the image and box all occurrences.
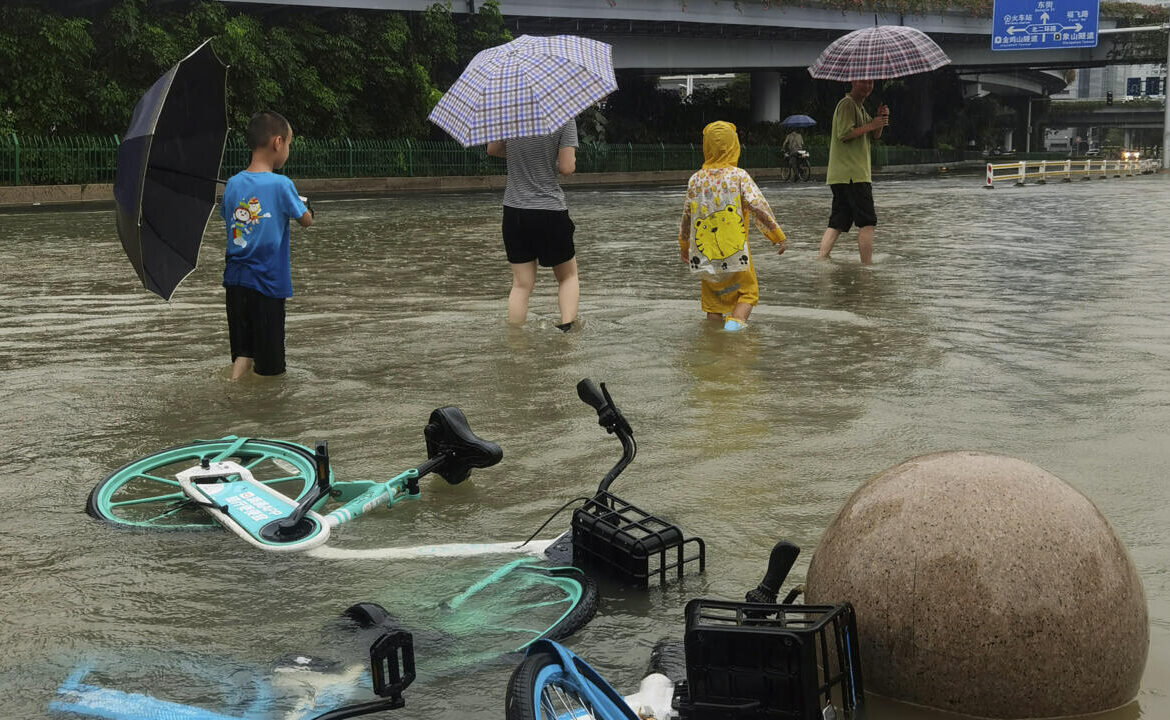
[167,406,501,553]
[177,460,423,552]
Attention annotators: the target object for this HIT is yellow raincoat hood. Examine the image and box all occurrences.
[701,121,740,169]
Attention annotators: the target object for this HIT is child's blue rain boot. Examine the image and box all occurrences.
[723,318,747,332]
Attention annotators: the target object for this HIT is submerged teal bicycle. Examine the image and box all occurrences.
[51,556,601,720]
[86,407,504,552]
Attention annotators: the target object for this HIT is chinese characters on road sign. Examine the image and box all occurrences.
[992,0,1100,50]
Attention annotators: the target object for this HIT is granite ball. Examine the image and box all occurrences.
[805,451,1147,718]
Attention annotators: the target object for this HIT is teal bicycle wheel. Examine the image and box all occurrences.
[443,562,599,652]
[87,437,321,531]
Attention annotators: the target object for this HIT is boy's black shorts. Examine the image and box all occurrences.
[225,285,286,376]
[502,205,576,267]
[827,181,878,231]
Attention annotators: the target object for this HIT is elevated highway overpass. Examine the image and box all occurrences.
[1050,104,1166,128]
[233,0,1161,72]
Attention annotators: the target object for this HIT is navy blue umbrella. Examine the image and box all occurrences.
[115,40,228,300]
[780,114,817,128]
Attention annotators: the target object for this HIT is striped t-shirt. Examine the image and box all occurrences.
[502,120,578,211]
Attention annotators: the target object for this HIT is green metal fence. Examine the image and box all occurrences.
[1,134,121,185]
[872,146,977,165]
[0,134,985,186]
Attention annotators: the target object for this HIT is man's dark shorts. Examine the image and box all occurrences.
[828,181,878,231]
[225,285,286,376]
[502,205,576,267]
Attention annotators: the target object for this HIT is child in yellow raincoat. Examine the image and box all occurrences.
[678,121,787,331]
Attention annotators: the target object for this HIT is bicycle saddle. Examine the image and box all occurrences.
[424,407,503,484]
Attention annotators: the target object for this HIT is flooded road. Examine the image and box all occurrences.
[1,173,1168,719]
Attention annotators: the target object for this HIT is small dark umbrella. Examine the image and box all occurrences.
[780,114,817,128]
[115,40,228,300]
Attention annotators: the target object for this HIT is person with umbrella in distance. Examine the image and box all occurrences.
[220,111,313,379]
[779,114,814,180]
[809,25,951,265]
[819,79,887,265]
[782,128,805,158]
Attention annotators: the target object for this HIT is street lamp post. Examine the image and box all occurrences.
[1163,26,1169,169]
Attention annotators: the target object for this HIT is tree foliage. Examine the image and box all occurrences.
[0,0,510,138]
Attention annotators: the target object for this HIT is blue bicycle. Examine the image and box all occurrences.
[505,541,866,720]
[51,627,415,720]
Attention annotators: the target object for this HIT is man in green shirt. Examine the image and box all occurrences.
[819,79,889,265]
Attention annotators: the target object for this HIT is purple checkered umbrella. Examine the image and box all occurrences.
[428,34,616,147]
[808,26,950,82]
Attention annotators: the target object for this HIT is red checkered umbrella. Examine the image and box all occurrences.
[808,26,950,81]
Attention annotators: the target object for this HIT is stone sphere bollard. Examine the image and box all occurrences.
[805,451,1147,718]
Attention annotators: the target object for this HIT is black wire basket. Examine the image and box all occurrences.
[570,491,706,588]
[675,599,865,720]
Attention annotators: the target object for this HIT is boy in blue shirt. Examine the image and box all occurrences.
[220,110,313,379]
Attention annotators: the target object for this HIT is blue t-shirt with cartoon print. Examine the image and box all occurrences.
[220,171,307,299]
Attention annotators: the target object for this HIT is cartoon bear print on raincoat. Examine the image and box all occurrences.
[678,122,786,278]
[692,197,751,272]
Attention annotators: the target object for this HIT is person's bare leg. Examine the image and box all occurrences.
[819,228,842,259]
[507,261,537,325]
[857,226,875,264]
[706,312,723,321]
[730,302,753,322]
[231,356,253,381]
[551,258,579,325]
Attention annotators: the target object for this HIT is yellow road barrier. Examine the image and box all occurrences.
[984,158,1158,187]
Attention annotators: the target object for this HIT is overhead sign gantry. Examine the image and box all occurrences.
[992,0,1100,50]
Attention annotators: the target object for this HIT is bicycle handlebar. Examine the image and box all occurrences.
[576,379,632,437]
[577,379,607,411]
[576,379,636,494]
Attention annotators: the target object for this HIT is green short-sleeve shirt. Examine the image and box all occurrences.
[826,94,871,185]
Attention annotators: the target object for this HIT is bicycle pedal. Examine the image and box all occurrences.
[370,630,415,700]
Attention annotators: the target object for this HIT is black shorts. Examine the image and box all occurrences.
[502,205,576,267]
[828,182,878,231]
[225,285,286,376]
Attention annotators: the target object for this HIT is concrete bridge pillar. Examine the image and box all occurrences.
[1124,129,1132,148]
[750,71,782,124]
[906,76,934,147]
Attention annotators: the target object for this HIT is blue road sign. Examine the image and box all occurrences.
[991,0,1099,51]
